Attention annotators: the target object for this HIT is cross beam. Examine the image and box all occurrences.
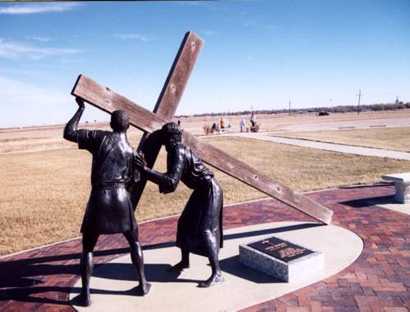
[71,32,333,225]
[73,32,203,208]
[72,74,332,224]
[136,32,203,207]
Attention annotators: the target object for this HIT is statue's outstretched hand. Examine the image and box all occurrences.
[133,151,146,170]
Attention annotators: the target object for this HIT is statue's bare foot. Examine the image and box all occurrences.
[168,261,189,272]
[77,291,91,307]
[136,282,151,296]
[198,273,224,288]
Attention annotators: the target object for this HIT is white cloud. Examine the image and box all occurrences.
[0,3,80,15]
[27,36,52,42]
[173,1,209,6]
[265,24,279,31]
[202,30,216,36]
[0,75,112,127]
[0,76,72,127]
[0,76,66,105]
[0,39,81,60]
[243,20,257,28]
[113,33,154,42]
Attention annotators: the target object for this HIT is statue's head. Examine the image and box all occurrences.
[161,122,182,147]
[111,110,129,132]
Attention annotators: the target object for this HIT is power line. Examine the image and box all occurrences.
[357,89,362,115]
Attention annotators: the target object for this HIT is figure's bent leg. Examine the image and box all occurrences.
[124,230,151,296]
[170,248,190,272]
[79,232,99,306]
[198,231,223,288]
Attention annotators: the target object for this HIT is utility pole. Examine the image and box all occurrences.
[357,89,362,115]
[288,99,291,115]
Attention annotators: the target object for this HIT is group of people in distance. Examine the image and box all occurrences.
[64,98,224,307]
[210,117,229,134]
[204,113,259,135]
[240,112,259,133]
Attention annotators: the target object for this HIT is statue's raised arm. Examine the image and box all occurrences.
[63,97,85,142]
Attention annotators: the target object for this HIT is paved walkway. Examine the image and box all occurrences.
[1,185,410,311]
[229,133,410,161]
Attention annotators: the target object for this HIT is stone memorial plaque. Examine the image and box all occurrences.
[247,237,314,262]
[239,236,323,282]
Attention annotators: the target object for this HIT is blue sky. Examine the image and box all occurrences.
[0,0,409,127]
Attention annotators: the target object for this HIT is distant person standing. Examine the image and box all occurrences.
[239,118,246,132]
[211,122,218,134]
[250,112,256,128]
[219,117,225,131]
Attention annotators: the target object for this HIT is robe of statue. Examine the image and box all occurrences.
[77,129,137,235]
[151,142,223,257]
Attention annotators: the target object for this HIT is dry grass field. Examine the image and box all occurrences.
[276,127,410,152]
[2,109,410,255]
[2,134,410,255]
[2,108,410,148]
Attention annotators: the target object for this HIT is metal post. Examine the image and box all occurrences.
[357,89,362,115]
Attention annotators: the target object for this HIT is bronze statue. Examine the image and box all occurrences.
[136,122,224,287]
[64,98,151,306]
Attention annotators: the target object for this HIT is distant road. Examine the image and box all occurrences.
[275,117,410,133]
[227,132,410,161]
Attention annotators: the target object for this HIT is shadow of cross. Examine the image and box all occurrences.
[71,31,333,225]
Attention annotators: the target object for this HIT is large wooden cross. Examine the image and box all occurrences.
[71,32,333,224]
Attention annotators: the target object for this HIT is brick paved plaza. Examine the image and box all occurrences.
[1,184,409,311]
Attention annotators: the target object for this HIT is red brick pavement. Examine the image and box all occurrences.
[0,185,409,311]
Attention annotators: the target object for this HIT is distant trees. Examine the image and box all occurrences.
[175,102,410,118]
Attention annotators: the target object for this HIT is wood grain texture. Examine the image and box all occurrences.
[71,74,333,224]
[71,75,165,133]
[182,132,333,224]
[134,32,203,210]
[153,31,203,120]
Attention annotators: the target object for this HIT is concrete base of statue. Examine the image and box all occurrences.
[70,221,363,312]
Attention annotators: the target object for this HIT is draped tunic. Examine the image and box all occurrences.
[77,129,137,235]
[153,143,223,256]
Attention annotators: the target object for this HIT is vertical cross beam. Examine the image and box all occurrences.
[133,32,204,209]
[153,32,203,119]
